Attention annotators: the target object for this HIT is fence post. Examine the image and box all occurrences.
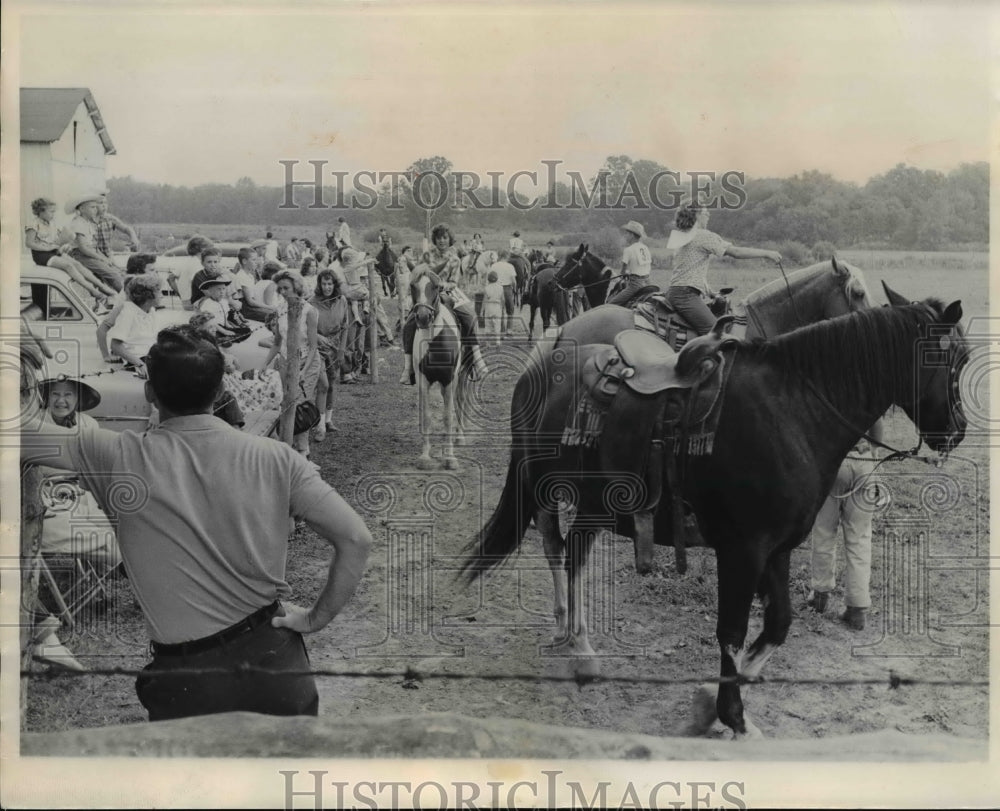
[367,266,379,384]
[278,296,303,445]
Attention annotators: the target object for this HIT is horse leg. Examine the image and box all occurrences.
[547,514,599,679]
[536,510,568,638]
[528,303,537,341]
[453,365,469,447]
[441,380,459,470]
[742,549,792,680]
[416,376,436,470]
[709,548,765,739]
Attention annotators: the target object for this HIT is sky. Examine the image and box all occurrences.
[11,2,997,190]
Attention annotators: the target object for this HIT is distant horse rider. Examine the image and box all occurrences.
[399,224,488,384]
[606,220,652,306]
[666,202,782,336]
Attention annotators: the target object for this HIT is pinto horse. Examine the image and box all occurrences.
[410,270,470,470]
[463,287,969,738]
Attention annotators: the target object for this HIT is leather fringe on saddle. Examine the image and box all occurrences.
[561,392,607,448]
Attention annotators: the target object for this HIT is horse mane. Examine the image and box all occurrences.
[743,260,869,310]
[748,302,941,405]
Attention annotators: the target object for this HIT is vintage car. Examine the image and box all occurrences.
[154,242,251,303]
[20,258,272,433]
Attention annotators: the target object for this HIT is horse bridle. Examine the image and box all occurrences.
[413,279,441,322]
[800,312,966,466]
[554,251,616,293]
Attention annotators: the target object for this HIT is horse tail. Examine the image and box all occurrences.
[460,447,534,583]
[461,364,543,582]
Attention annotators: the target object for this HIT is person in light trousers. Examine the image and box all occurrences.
[808,419,885,630]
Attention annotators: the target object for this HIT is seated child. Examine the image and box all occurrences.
[24,197,117,310]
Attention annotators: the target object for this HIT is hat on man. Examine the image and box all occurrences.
[250,238,269,249]
[38,376,102,412]
[199,277,229,291]
[64,192,105,215]
[512,231,521,237]
[621,220,647,239]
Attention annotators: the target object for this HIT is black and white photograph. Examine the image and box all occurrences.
[2,1,996,808]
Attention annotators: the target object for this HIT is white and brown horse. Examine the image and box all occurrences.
[410,269,470,470]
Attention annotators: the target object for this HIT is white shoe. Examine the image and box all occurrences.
[33,637,87,671]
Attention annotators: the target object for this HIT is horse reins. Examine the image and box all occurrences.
[554,252,617,293]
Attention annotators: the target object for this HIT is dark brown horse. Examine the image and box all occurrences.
[463,287,969,738]
[524,254,570,341]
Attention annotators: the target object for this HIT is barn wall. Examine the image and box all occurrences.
[20,100,109,245]
[49,102,108,202]
[19,144,53,251]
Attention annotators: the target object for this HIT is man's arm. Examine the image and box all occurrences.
[272,489,372,632]
[107,214,140,249]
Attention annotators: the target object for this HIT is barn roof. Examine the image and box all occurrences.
[20,87,116,155]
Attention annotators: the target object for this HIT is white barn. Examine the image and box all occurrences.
[20,87,116,225]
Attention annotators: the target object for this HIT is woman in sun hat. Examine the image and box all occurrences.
[31,375,122,671]
[605,220,653,306]
[665,202,783,336]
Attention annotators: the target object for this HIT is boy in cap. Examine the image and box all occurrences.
[606,220,652,306]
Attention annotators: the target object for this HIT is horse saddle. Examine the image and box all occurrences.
[577,329,711,402]
[633,290,733,348]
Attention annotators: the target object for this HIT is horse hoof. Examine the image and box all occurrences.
[416,457,437,470]
[443,457,460,471]
[635,558,654,575]
[455,435,470,446]
[573,656,600,682]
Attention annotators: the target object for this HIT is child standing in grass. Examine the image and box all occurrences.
[483,270,504,346]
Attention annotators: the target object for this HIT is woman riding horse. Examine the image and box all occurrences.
[399,224,488,384]
[667,203,783,335]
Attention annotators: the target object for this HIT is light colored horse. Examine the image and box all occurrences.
[459,250,496,290]
[411,270,470,470]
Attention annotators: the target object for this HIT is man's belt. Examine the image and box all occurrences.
[151,600,281,657]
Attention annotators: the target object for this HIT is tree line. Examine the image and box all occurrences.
[107,157,988,252]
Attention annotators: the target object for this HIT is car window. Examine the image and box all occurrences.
[47,286,84,322]
[20,284,45,320]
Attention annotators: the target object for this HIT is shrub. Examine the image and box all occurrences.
[768,240,812,268]
[554,232,590,248]
[362,226,402,245]
[811,240,836,262]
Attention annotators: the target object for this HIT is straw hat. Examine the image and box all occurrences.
[64,192,105,215]
[199,277,229,291]
[38,376,101,412]
[621,220,647,239]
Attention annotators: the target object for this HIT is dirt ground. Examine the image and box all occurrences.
[23,295,989,752]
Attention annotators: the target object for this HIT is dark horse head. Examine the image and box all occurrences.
[882,282,969,452]
[554,244,612,308]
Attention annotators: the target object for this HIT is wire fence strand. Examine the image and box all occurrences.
[20,664,989,691]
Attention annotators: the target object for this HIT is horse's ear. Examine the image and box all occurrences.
[881,281,910,307]
[831,255,849,277]
[943,300,963,325]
